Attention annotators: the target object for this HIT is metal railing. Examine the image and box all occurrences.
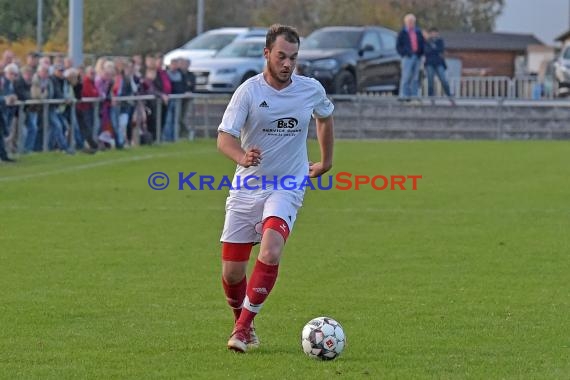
[5,89,569,155]
[7,92,233,154]
[423,76,559,100]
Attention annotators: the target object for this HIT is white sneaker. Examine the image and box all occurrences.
[247,323,260,348]
[227,328,249,353]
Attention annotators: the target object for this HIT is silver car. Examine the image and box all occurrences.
[190,37,266,93]
[163,27,266,66]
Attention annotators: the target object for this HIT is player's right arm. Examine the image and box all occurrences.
[217,83,261,168]
[217,132,262,168]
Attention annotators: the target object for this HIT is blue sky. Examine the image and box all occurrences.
[495,0,569,45]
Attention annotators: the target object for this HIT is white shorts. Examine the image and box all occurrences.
[220,190,304,243]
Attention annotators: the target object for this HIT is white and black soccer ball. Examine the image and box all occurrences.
[301,316,346,360]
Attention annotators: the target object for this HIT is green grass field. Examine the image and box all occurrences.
[1,140,569,379]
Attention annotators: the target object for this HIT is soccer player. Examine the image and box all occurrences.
[217,24,334,353]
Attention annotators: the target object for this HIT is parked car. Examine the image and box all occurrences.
[189,37,266,93]
[553,43,570,97]
[296,26,401,94]
[163,27,267,66]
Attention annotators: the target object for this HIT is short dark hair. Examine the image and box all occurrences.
[266,24,300,50]
[428,27,439,33]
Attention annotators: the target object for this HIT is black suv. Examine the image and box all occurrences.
[296,26,401,94]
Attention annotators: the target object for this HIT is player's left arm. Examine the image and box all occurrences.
[309,115,334,178]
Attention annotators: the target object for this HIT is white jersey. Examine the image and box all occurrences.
[218,73,334,193]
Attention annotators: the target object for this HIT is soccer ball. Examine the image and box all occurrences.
[301,316,346,360]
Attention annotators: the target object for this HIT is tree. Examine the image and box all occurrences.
[0,0,66,44]
[389,0,504,32]
[0,0,505,58]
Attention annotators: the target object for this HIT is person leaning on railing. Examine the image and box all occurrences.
[76,65,99,152]
[95,60,124,150]
[112,58,139,148]
[47,64,73,154]
[14,65,40,154]
[2,63,20,153]
[139,54,170,143]
[0,66,17,162]
[177,57,196,140]
[64,67,93,152]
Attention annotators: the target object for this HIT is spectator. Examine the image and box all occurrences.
[163,58,186,141]
[2,63,19,153]
[77,65,99,152]
[26,52,41,73]
[112,58,138,147]
[178,58,196,93]
[2,50,15,67]
[39,56,52,72]
[95,60,123,149]
[156,53,172,138]
[132,54,143,79]
[396,13,425,101]
[64,56,74,70]
[139,55,169,142]
[63,67,85,150]
[424,27,455,105]
[53,55,65,70]
[176,57,196,139]
[48,64,73,153]
[14,65,39,153]
[0,63,17,162]
[31,64,51,151]
[0,120,12,161]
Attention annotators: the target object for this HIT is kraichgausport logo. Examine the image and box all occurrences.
[147,172,422,191]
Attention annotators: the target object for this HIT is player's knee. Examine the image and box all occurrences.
[259,217,288,265]
[222,265,246,284]
[258,245,282,265]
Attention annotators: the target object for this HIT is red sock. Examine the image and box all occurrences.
[236,259,279,330]
[222,276,247,322]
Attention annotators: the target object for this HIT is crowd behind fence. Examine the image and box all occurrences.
[5,90,569,157]
[6,93,207,155]
[0,59,566,158]
[0,49,197,158]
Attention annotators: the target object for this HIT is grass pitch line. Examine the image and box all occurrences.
[0,151,196,183]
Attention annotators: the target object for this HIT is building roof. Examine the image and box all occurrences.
[439,31,544,52]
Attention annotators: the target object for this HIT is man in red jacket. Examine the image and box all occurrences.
[77,65,99,152]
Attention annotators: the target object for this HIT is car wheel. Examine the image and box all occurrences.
[333,70,357,94]
[241,71,257,84]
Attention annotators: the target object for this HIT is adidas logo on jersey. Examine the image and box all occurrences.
[259,101,269,108]
[253,287,268,294]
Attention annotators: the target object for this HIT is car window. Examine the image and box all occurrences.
[302,30,362,49]
[183,33,238,50]
[379,31,397,50]
[243,31,267,38]
[360,31,382,51]
[216,41,265,58]
[564,47,570,59]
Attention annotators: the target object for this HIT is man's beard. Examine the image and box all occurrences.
[267,61,292,84]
